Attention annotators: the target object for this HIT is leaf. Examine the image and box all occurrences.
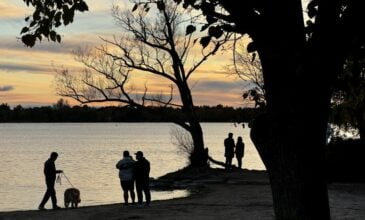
[185,25,196,36]
[307,0,318,18]
[206,16,217,24]
[20,27,29,34]
[132,4,138,12]
[77,1,89,12]
[33,10,41,20]
[56,34,61,43]
[54,11,62,22]
[21,34,36,47]
[25,16,30,22]
[208,26,223,39]
[30,21,37,27]
[247,42,257,53]
[200,36,211,48]
[201,24,210,32]
[50,31,57,41]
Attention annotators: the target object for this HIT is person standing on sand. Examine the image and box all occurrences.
[235,136,245,169]
[116,150,136,206]
[134,151,151,206]
[224,132,235,170]
[39,152,63,210]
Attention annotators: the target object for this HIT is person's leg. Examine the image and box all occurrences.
[136,181,143,204]
[39,189,51,208]
[237,157,242,168]
[123,190,129,204]
[50,187,58,208]
[143,182,151,205]
[130,189,136,204]
[227,157,232,169]
[121,181,130,205]
[39,180,55,209]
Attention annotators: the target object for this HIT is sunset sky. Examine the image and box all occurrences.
[0,1,248,108]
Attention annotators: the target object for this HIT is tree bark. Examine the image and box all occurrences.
[178,83,208,167]
[251,113,330,219]
[247,1,335,218]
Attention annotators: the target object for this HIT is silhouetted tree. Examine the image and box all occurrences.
[228,39,266,109]
[331,55,365,141]
[0,103,12,121]
[175,0,365,219]
[55,1,227,167]
[21,0,88,47]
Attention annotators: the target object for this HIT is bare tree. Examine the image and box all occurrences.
[56,0,227,167]
[229,38,266,109]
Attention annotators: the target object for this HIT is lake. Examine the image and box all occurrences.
[0,123,265,211]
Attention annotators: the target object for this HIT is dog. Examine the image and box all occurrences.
[64,188,81,208]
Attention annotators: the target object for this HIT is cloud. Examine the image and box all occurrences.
[0,63,49,73]
[0,85,14,91]
[193,80,244,92]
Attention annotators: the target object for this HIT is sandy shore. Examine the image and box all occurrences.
[0,169,364,220]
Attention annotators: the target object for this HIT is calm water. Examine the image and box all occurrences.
[0,123,265,211]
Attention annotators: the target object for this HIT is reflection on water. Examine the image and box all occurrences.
[0,123,264,211]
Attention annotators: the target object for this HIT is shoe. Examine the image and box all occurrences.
[38,206,46,211]
[53,206,61,210]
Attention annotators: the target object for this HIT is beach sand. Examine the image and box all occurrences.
[0,168,364,220]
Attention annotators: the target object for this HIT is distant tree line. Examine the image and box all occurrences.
[0,102,261,123]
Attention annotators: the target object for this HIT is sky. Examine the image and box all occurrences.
[0,1,249,108]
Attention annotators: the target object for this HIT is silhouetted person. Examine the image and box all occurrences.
[39,152,63,210]
[235,136,245,169]
[224,132,235,170]
[116,150,136,206]
[134,151,151,206]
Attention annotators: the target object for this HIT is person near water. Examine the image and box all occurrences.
[116,150,136,206]
[39,152,63,210]
[235,136,245,169]
[224,132,235,170]
[134,151,151,206]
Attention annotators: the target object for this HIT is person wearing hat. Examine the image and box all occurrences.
[116,150,136,206]
[134,151,151,206]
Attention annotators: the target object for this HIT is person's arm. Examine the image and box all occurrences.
[116,161,121,169]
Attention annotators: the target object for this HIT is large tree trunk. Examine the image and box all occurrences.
[251,113,330,219]
[189,121,208,167]
[178,83,208,167]
[247,1,339,218]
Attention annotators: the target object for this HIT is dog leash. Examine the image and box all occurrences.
[57,172,75,188]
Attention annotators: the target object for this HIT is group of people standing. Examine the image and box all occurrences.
[38,151,151,210]
[38,135,242,210]
[116,150,151,207]
[224,132,245,170]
